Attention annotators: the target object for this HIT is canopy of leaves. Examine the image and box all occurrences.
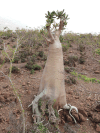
[40,9,69,34]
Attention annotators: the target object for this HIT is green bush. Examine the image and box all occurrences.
[65,67,75,73]
[12,56,19,63]
[11,66,20,73]
[2,29,13,38]
[64,60,69,65]
[79,52,85,64]
[59,35,64,43]
[38,43,42,46]
[78,44,85,52]
[12,45,16,48]
[4,57,10,63]
[20,52,27,58]
[25,62,41,71]
[30,69,34,74]
[62,44,67,52]
[0,38,3,44]
[68,56,78,62]
[71,71,100,83]
[42,55,47,61]
[21,43,25,48]
[32,64,41,70]
[79,56,85,64]
[64,56,78,67]
[25,61,33,70]
[21,58,26,63]
[38,123,48,133]
[0,45,4,50]
[95,48,100,55]
[38,51,44,57]
[65,76,76,85]
[0,31,3,36]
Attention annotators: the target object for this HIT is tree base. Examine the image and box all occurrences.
[28,88,78,124]
[28,89,61,132]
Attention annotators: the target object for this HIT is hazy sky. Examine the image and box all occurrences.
[0,0,100,34]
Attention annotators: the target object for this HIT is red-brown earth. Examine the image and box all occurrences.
[0,32,100,133]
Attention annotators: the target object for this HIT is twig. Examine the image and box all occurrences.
[0,71,25,133]
[1,37,25,133]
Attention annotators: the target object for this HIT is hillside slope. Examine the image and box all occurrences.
[0,29,100,133]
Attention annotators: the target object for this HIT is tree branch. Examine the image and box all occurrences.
[46,26,54,43]
[0,71,26,133]
[28,88,47,123]
[59,19,64,31]
[1,36,25,133]
[42,34,52,45]
[55,20,64,37]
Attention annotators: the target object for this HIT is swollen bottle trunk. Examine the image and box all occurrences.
[39,39,66,108]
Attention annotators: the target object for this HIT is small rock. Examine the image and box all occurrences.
[6,118,9,123]
[78,113,86,122]
[22,90,24,93]
[68,91,73,95]
[82,66,85,69]
[16,115,20,119]
[95,104,100,112]
[3,85,9,88]
[26,90,31,94]
[78,108,88,117]
[94,71,100,74]
[9,97,15,102]
[0,118,2,123]
[3,93,9,99]
[96,124,100,132]
[22,82,26,86]
[0,96,5,102]
[92,113,100,123]
[66,115,73,122]
[2,36,7,39]
[27,82,30,84]
[74,96,79,99]
[5,98,10,102]
[86,96,93,101]
[15,97,18,103]
[69,51,72,53]
[2,128,5,131]
[87,111,93,118]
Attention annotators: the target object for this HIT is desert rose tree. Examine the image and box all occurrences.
[29,10,78,123]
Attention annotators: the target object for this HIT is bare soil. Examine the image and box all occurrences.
[0,35,100,133]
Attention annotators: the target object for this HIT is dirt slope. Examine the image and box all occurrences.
[0,30,100,133]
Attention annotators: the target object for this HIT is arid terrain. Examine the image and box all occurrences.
[0,29,100,133]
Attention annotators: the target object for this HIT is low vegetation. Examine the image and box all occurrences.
[11,66,20,73]
[0,26,100,133]
[71,71,100,83]
[95,48,100,55]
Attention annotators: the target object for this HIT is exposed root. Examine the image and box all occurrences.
[28,88,47,123]
[28,92,61,132]
[58,104,78,123]
[47,100,60,124]
[28,89,78,132]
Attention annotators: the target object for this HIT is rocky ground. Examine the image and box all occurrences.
[0,30,100,133]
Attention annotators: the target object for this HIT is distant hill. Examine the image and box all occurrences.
[0,16,27,31]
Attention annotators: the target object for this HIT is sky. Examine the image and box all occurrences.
[0,0,100,34]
